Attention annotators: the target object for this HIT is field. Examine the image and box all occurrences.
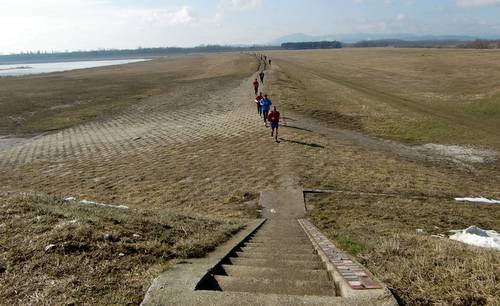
[1,49,499,305]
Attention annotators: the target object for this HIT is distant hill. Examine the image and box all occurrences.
[271,33,500,45]
[350,39,466,48]
[281,41,342,50]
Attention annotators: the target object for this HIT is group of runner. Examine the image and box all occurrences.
[252,54,280,142]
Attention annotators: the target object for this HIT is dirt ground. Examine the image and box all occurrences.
[1,50,499,305]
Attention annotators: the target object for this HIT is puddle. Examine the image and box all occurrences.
[417,144,497,164]
[0,135,30,151]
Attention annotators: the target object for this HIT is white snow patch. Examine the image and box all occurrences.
[449,226,500,250]
[80,199,129,209]
[417,144,497,163]
[44,244,56,252]
[455,197,500,204]
[64,196,128,209]
[55,219,78,229]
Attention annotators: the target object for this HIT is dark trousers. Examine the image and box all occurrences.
[257,104,262,116]
[262,110,269,122]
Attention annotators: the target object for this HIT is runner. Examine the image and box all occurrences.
[255,92,264,117]
[259,71,265,83]
[267,106,280,142]
[260,94,272,125]
[252,78,259,95]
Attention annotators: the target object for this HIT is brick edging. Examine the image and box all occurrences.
[298,219,382,290]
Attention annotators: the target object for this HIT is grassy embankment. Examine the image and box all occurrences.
[307,193,500,306]
[0,193,243,304]
[0,53,260,304]
[270,48,500,148]
[0,53,256,136]
[266,48,500,305]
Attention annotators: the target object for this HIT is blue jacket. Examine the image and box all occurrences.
[260,98,272,111]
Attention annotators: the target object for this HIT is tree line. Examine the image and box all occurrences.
[0,45,279,64]
[458,39,500,49]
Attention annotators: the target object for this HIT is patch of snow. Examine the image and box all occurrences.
[455,197,500,204]
[55,219,78,229]
[431,234,446,239]
[449,226,500,250]
[417,144,497,164]
[44,244,56,252]
[416,229,425,235]
[65,196,129,209]
[269,208,276,214]
[79,199,129,209]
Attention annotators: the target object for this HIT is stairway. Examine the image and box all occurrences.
[142,190,396,306]
[203,218,337,297]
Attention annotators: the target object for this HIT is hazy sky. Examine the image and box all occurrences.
[1,0,500,53]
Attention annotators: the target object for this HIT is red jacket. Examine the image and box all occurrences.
[253,80,259,88]
[267,111,280,123]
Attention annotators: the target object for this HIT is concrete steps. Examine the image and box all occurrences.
[240,245,316,254]
[213,275,335,296]
[220,265,330,282]
[142,191,396,305]
[205,219,337,297]
[234,251,320,261]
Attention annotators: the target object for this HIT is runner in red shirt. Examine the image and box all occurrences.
[252,78,259,95]
[255,92,264,117]
[267,106,280,142]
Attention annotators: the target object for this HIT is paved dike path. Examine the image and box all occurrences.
[142,190,397,305]
[1,61,397,304]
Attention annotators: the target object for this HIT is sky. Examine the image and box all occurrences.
[1,0,500,54]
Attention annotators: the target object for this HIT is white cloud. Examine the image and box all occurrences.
[121,6,196,26]
[230,0,263,10]
[0,1,199,53]
[170,7,196,25]
[456,0,500,7]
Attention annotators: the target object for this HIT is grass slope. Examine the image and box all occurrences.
[270,48,500,148]
[0,193,243,304]
[307,193,500,306]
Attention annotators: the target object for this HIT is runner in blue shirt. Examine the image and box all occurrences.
[260,94,272,125]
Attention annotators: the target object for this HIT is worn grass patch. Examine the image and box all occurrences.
[307,193,500,306]
[0,193,244,305]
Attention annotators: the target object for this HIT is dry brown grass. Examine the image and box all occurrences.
[268,48,500,148]
[1,49,500,305]
[306,193,500,306]
[0,192,243,305]
[0,53,256,136]
[262,49,500,305]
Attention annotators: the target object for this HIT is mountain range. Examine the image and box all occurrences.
[270,33,500,45]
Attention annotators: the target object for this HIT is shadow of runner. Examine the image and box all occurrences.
[282,125,314,133]
[279,138,325,148]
